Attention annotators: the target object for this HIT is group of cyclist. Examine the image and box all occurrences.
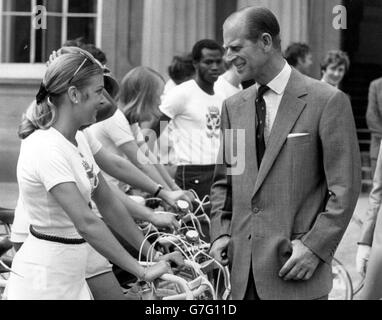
[2,42,199,300]
[3,7,382,300]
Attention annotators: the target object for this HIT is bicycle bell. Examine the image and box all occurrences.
[176,199,190,213]
[185,230,200,243]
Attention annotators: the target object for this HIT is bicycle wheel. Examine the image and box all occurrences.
[329,257,353,300]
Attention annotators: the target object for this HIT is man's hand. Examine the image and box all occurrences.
[356,244,371,277]
[209,236,231,266]
[278,239,320,281]
[150,212,180,232]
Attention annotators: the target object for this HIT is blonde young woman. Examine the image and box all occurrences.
[6,49,178,300]
[89,67,186,197]
[120,66,167,156]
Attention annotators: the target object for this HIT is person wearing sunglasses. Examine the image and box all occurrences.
[6,48,182,300]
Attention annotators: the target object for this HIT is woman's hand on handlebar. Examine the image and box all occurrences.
[140,260,171,282]
[150,212,180,232]
[160,190,194,211]
[158,251,185,268]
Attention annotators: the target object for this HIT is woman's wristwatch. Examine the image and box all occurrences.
[154,184,164,197]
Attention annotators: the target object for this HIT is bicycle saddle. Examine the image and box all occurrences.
[0,207,14,225]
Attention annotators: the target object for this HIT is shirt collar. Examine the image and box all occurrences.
[256,60,292,95]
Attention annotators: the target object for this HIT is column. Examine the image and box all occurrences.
[101,0,134,81]
[141,0,216,78]
[237,0,309,50]
[307,0,342,78]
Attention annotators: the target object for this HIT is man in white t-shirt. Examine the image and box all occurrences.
[158,39,225,240]
[160,53,195,176]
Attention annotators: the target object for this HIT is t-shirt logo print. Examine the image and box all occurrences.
[206,106,221,138]
[82,159,95,180]
[79,152,99,193]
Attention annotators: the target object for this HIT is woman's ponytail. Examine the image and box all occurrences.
[18,48,102,139]
[17,98,58,139]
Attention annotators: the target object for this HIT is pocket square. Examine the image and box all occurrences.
[287,133,310,138]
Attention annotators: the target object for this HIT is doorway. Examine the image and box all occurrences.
[341,0,382,191]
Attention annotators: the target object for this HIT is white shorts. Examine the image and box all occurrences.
[9,231,113,280]
[6,235,92,300]
[85,245,113,279]
[9,230,28,244]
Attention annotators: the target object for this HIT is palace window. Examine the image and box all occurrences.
[0,0,102,78]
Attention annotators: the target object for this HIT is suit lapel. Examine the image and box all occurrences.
[236,86,259,191]
[253,70,308,196]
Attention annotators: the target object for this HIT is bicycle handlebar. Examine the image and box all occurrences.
[160,273,194,300]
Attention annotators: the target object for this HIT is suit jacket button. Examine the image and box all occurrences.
[248,234,252,240]
[253,207,260,214]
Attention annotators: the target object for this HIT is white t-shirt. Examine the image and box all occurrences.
[82,128,102,156]
[160,81,178,165]
[15,128,100,239]
[11,129,102,243]
[159,79,224,165]
[214,75,242,100]
[10,196,28,243]
[89,108,135,158]
[163,79,177,97]
[88,108,145,186]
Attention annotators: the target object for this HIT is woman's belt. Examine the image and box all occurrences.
[29,225,86,245]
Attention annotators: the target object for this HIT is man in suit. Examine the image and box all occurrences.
[209,6,361,300]
[366,77,382,177]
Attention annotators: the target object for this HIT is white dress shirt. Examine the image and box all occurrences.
[255,61,292,144]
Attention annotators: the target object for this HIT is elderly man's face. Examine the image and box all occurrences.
[223,20,267,82]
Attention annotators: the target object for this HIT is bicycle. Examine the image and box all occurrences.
[0,197,365,300]
[120,194,231,300]
[135,194,368,301]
